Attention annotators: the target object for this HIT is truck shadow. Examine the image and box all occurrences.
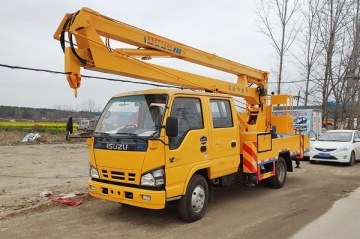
[95,179,296,226]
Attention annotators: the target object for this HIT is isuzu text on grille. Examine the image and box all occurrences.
[106,143,128,150]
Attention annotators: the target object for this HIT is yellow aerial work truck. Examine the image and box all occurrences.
[54,7,310,222]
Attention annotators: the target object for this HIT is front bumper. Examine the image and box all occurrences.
[88,180,166,209]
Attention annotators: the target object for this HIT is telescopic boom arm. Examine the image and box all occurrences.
[54,7,268,104]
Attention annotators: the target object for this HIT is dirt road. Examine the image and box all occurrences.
[1,143,360,238]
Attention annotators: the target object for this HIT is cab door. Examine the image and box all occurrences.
[164,96,209,198]
[207,98,240,178]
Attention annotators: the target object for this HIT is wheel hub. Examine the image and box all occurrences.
[191,185,205,213]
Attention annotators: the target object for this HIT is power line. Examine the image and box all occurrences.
[268,76,360,84]
[1,63,359,86]
[0,63,180,89]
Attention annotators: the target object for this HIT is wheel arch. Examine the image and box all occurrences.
[181,164,211,195]
[280,151,293,172]
[348,150,356,166]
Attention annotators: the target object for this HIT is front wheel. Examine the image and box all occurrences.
[348,151,356,166]
[178,174,209,222]
[268,156,287,189]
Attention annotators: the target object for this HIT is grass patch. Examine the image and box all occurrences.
[0,121,76,133]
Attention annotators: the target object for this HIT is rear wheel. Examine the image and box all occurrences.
[348,151,356,166]
[268,157,287,189]
[178,174,208,222]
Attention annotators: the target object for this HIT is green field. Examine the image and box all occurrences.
[0,121,75,134]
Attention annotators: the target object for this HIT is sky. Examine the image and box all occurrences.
[0,0,273,110]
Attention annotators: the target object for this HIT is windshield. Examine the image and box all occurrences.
[318,131,352,142]
[95,94,167,137]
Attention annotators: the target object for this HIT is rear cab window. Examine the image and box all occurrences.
[210,99,233,128]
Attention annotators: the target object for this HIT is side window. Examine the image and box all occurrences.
[210,99,233,128]
[355,132,360,140]
[169,97,203,149]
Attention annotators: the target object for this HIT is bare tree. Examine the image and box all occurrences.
[256,0,302,94]
[332,32,352,129]
[293,0,323,107]
[81,99,96,118]
[317,0,352,128]
[344,0,360,129]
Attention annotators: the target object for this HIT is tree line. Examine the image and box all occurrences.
[256,0,360,129]
[0,105,100,121]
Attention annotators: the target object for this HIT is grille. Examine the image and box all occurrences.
[101,170,136,183]
[315,148,336,152]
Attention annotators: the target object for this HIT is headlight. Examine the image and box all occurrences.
[141,173,155,186]
[310,145,316,151]
[336,145,350,152]
[89,164,100,179]
[141,167,165,187]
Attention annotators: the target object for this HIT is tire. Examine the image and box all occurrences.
[348,151,356,166]
[178,174,209,222]
[268,157,287,189]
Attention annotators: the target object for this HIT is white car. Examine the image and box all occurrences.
[308,130,360,166]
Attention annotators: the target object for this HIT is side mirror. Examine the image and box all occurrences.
[66,117,73,140]
[165,116,178,137]
[354,138,360,142]
[66,117,92,140]
[308,131,317,141]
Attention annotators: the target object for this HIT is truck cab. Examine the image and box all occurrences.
[87,89,240,221]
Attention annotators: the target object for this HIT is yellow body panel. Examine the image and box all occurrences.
[206,97,241,178]
[257,133,272,152]
[164,130,211,197]
[271,95,288,104]
[241,132,308,167]
[271,115,294,134]
[258,135,302,161]
[94,150,144,169]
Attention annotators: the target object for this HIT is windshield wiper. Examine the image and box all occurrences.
[94,132,123,140]
[116,132,138,137]
[116,132,150,142]
[94,132,110,136]
[95,132,147,142]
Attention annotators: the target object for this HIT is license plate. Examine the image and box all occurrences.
[318,153,330,158]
